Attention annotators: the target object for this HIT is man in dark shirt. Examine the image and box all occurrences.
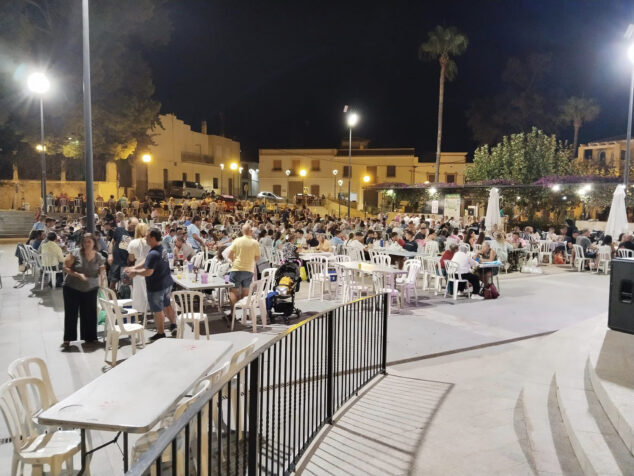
[108,215,137,289]
[125,228,176,341]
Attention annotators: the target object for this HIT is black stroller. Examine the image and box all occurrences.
[268,261,302,323]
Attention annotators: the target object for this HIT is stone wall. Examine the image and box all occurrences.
[0,180,118,210]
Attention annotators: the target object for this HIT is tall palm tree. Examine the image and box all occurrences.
[560,96,600,152]
[419,26,468,183]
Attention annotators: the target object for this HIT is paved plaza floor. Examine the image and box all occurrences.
[0,242,612,474]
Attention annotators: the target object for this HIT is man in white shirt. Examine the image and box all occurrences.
[450,244,482,297]
[186,216,205,251]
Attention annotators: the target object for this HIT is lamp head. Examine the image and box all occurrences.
[337,179,343,187]
[429,187,437,195]
[551,184,561,192]
[333,169,338,176]
[230,162,238,171]
[27,72,50,94]
[299,169,307,177]
[346,112,359,128]
[35,144,46,152]
[141,153,151,163]
[239,166,243,173]
[363,175,371,183]
[285,169,291,176]
[220,163,224,170]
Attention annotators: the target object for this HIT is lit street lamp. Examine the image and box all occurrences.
[219,163,224,194]
[332,169,338,199]
[285,169,291,202]
[345,109,359,218]
[299,169,307,207]
[625,38,634,187]
[141,153,151,194]
[27,71,50,209]
[239,166,244,198]
[230,162,238,196]
[362,175,371,219]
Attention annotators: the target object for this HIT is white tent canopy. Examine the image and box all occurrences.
[485,187,501,232]
[604,184,629,239]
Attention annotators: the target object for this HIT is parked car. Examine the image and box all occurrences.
[146,189,165,202]
[257,191,284,201]
[167,180,206,198]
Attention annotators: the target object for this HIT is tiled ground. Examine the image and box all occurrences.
[0,242,611,474]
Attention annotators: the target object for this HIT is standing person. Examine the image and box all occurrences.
[108,215,137,290]
[125,228,177,341]
[127,222,150,317]
[227,224,260,320]
[61,234,106,348]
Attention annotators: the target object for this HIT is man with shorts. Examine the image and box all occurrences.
[228,224,260,321]
[125,228,177,341]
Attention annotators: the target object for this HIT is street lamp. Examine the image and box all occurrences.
[142,153,151,163]
[285,169,291,202]
[230,162,238,196]
[299,169,308,207]
[239,166,244,198]
[337,179,343,217]
[27,71,50,209]
[332,169,338,199]
[219,163,224,194]
[141,153,151,194]
[625,35,634,187]
[346,110,359,218]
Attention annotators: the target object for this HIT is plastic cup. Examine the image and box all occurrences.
[188,263,194,273]
[201,273,209,284]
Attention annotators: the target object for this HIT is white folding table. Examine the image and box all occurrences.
[171,274,234,309]
[38,338,233,473]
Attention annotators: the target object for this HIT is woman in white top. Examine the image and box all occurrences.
[127,222,150,314]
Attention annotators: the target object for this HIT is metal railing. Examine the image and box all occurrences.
[126,292,388,475]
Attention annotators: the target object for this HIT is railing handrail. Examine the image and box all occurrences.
[126,293,386,476]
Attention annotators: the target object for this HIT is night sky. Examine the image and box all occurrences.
[145,0,634,162]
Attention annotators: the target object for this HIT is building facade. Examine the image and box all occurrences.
[136,114,243,196]
[576,136,632,174]
[258,145,467,210]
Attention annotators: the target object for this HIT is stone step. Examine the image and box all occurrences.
[555,333,634,475]
[0,211,35,238]
[588,330,634,457]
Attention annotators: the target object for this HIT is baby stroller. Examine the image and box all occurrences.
[268,261,302,323]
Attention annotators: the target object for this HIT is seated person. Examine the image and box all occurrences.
[402,230,418,252]
[576,229,597,258]
[173,236,196,260]
[450,244,482,297]
[474,242,498,285]
[439,243,459,275]
[316,234,332,252]
[39,231,65,285]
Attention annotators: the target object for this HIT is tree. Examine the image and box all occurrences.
[419,25,468,183]
[559,96,600,152]
[0,0,171,173]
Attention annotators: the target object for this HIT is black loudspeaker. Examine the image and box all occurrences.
[608,259,634,334]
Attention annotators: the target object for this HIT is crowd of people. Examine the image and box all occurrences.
[19,194,634,348]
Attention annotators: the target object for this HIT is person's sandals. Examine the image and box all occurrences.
[169,323,178,337]
[149,333,166,342]
[60,341,70,349]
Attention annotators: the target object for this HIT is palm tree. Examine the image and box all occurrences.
[560,96,600,152]
[419,26,468,183]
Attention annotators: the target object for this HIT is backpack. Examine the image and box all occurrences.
[483,283,499,299]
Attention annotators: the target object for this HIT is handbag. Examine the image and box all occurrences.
[483,283,499,299]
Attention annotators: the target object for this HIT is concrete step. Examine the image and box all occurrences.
[588,330,634,457]
[0,211,34,238]
[555,328,634,475]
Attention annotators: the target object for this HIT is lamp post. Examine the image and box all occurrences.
[82,0,96,232]
[299,168,307,208]
[27,72,50,210]
[239,166,244,199]
[230,162,238,197]
[362,175,371,219]
[332,169,338,199]
[625,41,634,187]
[219,163,224,195]
[142,153,151,195]
[337,179,343,218]
[285,169,291,202]
[346,111,359,218]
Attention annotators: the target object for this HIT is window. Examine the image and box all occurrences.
[292,159,300,175]
[310,184,320,196]
[621,150,626,161]
[213,177,219,189]
[272,160,282,171]
[311,159,320,171]
[182,172,187,181]
[195,173,200,184]
[273,184,282,196]
[343,166,351,178]
[584,149,593,160]
[386,165,396,177]
[446,174,456,184]
[599,151,606,166]
[427,174,435,183]
[163,169,168,188]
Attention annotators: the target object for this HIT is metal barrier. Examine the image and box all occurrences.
[126,292,388,476]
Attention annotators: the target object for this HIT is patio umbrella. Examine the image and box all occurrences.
[484,187,501,232]
[604,184,629,239]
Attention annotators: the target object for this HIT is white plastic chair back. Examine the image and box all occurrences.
[371,254,391,267]
[228,338,258,375]
[270,248,282,266]
[404,260,421,284]
[572,244,585,260]
[307,259,327,281]
[617,248,634,258]
[445,261,462,281]
[0,377,54,455]
[446,238,458,248]
[472,243,482,253]
[8,357,58,406]
[173,291,205,320]
[332,255,351,263]
[261,268,277,293]
[424,241,439,256]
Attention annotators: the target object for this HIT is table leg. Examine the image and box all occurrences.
[123,432,129,472]
[79,429,86,475]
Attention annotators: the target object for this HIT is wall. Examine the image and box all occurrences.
[140,114,241,195]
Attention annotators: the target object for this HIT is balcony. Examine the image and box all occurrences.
[181,151,214,165]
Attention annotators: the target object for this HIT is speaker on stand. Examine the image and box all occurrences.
[608,258,634,334]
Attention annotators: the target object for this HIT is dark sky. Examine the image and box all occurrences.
[146,0,634,162]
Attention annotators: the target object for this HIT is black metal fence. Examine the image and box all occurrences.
[126,292,388,476]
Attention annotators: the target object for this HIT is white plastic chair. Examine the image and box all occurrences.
[425,258,445,295]
[372,273,401,314]
[444,261,470,300]
[233,281,261,332]
[594,245,611,274]
[307,257,331,301]
[99,292,145,365]
[424,241,439,256]
[38,262,63,290]
[572,244,590,272]
[346,246,365,262]
[472,243,483,253]
[173,291,210,340]
[396,260,421,305]
[0,377,80,476]
[538,240,552,264]
[617,248,634,258]
[371,253,391,267]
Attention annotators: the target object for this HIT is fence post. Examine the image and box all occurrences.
[381,293,388,375]
[247,358,260,476]
[326,309,335,424]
